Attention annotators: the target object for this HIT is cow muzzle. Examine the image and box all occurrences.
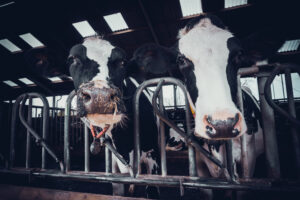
[77,80,126,125]
[195,111,245,140]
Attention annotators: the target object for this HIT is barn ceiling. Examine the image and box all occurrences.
[0,0,299,100]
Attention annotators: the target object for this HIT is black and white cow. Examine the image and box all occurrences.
[67,36,160,198]
[131,14,284,199]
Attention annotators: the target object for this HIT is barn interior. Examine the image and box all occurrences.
[0,0,300,199]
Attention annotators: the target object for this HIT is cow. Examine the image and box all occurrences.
[67,36,160,198]
[129,14,284,199]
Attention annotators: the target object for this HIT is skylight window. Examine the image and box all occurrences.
[225,0,248,9]
[19,33,44,48]
[18,78,35,85]
[278,39,300,53]
[179,0,203,17]
[3,80,18,87]
[72,21,96,38]
[48,77,62,82]
[103,13,129,32]
[0,39,21,53]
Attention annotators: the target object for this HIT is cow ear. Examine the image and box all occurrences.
[238,27,286,66]
[177,27,187,39]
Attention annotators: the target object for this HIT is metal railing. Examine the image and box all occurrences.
[1,63,300,194]
[9,93,64,172]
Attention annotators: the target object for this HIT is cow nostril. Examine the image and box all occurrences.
[82,92,91,103]
[206,125,216,136]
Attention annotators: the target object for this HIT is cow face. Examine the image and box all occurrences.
[68,36,126,127]
[177,15,246,140]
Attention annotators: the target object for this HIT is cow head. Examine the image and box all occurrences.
[177,15,247,140]
[67,36,127,127]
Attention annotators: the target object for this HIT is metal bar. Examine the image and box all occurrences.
[226,140,236,182]
[84,125,90,173]
[41,96,49,170]
[158,84,167,176]
[64,90,76,172]
[143,78,224,169]
[18,94,64,172]
[184,94,197,177]
[2,169,300,192]
[105,133,112,173]
[174,85,177,108]
[237,73,250,178]
[10,94,26,168]
[257,73,281,178]
[264,64,300,127]
[25,97,32,169]
[102,138,133,176]
[284,68,300,178]
[138,0,160,45]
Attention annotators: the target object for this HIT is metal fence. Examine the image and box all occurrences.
[1,63,300,194]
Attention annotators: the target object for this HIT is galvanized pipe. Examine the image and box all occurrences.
[258,73,281,178]
[134,78,223,172]
[2,169,300,192]
[237,73,250,178]
[84,125,90,173]
[101,138,133,176]
[10,94,26,168]
[18,94,64,172]
[284,68,300,178]
[264,64,300,127]
[157,82,167,176]
[25,97,32,169]
[105,133,112,173]
[225,140,236,182]
[64,90,76,172]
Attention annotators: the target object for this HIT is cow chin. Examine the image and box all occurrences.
[87,113,124,127]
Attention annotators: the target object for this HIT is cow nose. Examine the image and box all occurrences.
[203,113,241,139]
[77,81,125,116]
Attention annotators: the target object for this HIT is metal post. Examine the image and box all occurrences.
[105,133,112,173]
[226,140,235,182]
[40,95,50,170]
[257,73,281,178]
[26,97,32,169]
[159,87,167,176]
[84,125,90,173]
[237,74,250,178]
[284,69,300,178]
[173,85,177,108]
[64,90,76,172]
[10,95,26,168]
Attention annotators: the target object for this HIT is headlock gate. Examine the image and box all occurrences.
[1,63,300,196]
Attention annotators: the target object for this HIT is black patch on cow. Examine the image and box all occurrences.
[128,43,181,80]
[242,90,261,134]
[177,54,198,104]
[226,37,244,104]
[68,44,100,90]
[107,47,127,88]
[184,14,226,34]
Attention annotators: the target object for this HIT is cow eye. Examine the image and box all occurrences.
[177,54,193,70]
[67,56,80,66]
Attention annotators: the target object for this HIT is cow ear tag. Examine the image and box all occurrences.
[90,137,102,155]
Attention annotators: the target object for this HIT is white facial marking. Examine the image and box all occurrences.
[178,17,246,139]
[82,37,114,82]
